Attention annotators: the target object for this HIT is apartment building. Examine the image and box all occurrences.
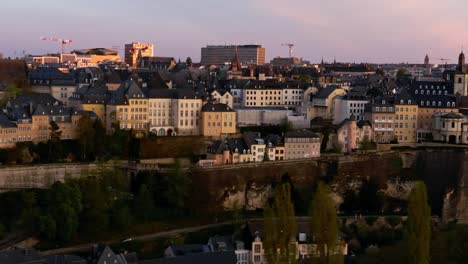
[393,90,418,143]
[284,131,321,160]
[201,45,266,65]
[364,98,396,143]
[211,89,234,109]
[242,81,306,108]
[200,102,236,137]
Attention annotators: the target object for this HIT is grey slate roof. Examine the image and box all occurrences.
[0,248,45,264]
[140,251,237,264]
[201,102,234,112]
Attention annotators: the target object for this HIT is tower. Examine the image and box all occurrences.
[454,50,468,96]
[424,54,430,68]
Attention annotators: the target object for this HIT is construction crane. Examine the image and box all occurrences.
[282,43,294,58]
[436,58,451,65]
[40,37,73,54]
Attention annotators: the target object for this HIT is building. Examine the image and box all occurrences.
[284,131,321,160]
[393,89,418,143]
[72,48,121,64]
[49,79,77,106]
[336,117,373,153]
[201,45,266,66]
[211,89,233,109]
[304,86,346,122]
[454,50,468,96]
[332,94,369,124]
[200,102,236,137]
[264,134,285,161]
[236,107,293,127]
[242,80,306,108]
[270,57,305,66]
[125,42,154,67]
[364,97,396,143]
[432,112,468,144]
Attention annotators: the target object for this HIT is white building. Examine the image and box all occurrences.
[333,95,369,124]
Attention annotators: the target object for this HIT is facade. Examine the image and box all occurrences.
[332,95,369,124]
[211,89,234,109]
[284,131,321,160]
[201,45,266,65]
[236,107,293,127]
[432,112,468,144]
[200,102,236,137]
[242,81,306,108]
[364,98,396,143]
[393,90,418,143]
[49,79,77,106]
[336,117,373,153]
[125,42,154,67]
[305,86,346,122]
[454,51,468,96]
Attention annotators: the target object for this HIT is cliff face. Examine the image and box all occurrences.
[188,149,468,223]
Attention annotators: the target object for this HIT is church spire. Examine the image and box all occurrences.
[458,49,465,73]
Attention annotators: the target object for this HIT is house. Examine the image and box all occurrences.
[244,220,347,264]
[284,131,321,160]
[0,247,46,264]
[336,116,373,153]
[45,254,86,264]
[264,134,285,161]
[243,132,266,162]
[432,112,468,144]
[87,244,137,264]
[393,88,418,143]
[305,85,346,123]
[140,251,237,264]
[364,97,396,143]
[200,102,236,137]
[207,236,250,264]
[164,244,210,257]
[211,89,233,109]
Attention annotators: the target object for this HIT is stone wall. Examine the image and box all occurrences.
[0,163,104,191]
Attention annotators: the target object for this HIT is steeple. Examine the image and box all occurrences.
[424,54,429,68]
[231,45,240,72]
[457,49,465,73]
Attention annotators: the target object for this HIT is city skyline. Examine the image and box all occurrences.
[2,0,468,63]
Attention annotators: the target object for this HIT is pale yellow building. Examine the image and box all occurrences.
[201,102,236,137]
[393,91,418,143]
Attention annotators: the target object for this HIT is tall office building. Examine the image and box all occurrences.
[201,45,266,66]
[124,42,154,67]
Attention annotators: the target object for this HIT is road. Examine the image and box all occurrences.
[40,215,404,256]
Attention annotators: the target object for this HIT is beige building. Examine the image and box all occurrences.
[304,86,346,122]
[243,81,306,108]
[200,102,236,137]
[284,131,321,160]
[125,42,154,67]
[211,90,233,109]
[432,112,468,144]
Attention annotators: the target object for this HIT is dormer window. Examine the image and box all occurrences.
[400,100,404,104]
[415,90,418,95]
[452,102,456,107]
[421,101,424,106]
[408,100,411,104]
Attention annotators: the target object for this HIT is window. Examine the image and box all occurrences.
[452,122,455,128]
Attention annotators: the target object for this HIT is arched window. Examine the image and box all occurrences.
[415,90,418,94]
[426,101,430,106]
[421,101,424,106]
[452,102,456,107]
[408,100,411,104]
[447,102,450,107]
[432,101,436,106]
[438,101,442,107]
[459,77,463,83]
[400,100,404,104]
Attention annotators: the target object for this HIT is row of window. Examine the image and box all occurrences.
[285,138,320,143]
[420,101,455,107]
[415,90,448,95]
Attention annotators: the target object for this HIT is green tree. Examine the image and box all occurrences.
[298,74,312,83]
[77,114,96,160]
[309,182,342,263]
[280,118,293,134]
[134,184,155,222]
[162,161,191,214]
[0,83,22,105]
[358,136,375,152]
[48,121,63,162]
[39,215,56,240]
[263,183,297,264]
[396,68,407,78]
[55,203,79,241]
[109,200,131,230]
[93,120,106,158]
[406,181,431,264]
[77,177,109,234]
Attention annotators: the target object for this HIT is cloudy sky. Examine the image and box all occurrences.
[1,0,468,63]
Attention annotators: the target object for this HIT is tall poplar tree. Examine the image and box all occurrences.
[309,182,342,264]
[263,183,297,264]
[407,181,431,264]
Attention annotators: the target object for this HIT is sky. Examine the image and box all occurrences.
[1,0,468,63]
